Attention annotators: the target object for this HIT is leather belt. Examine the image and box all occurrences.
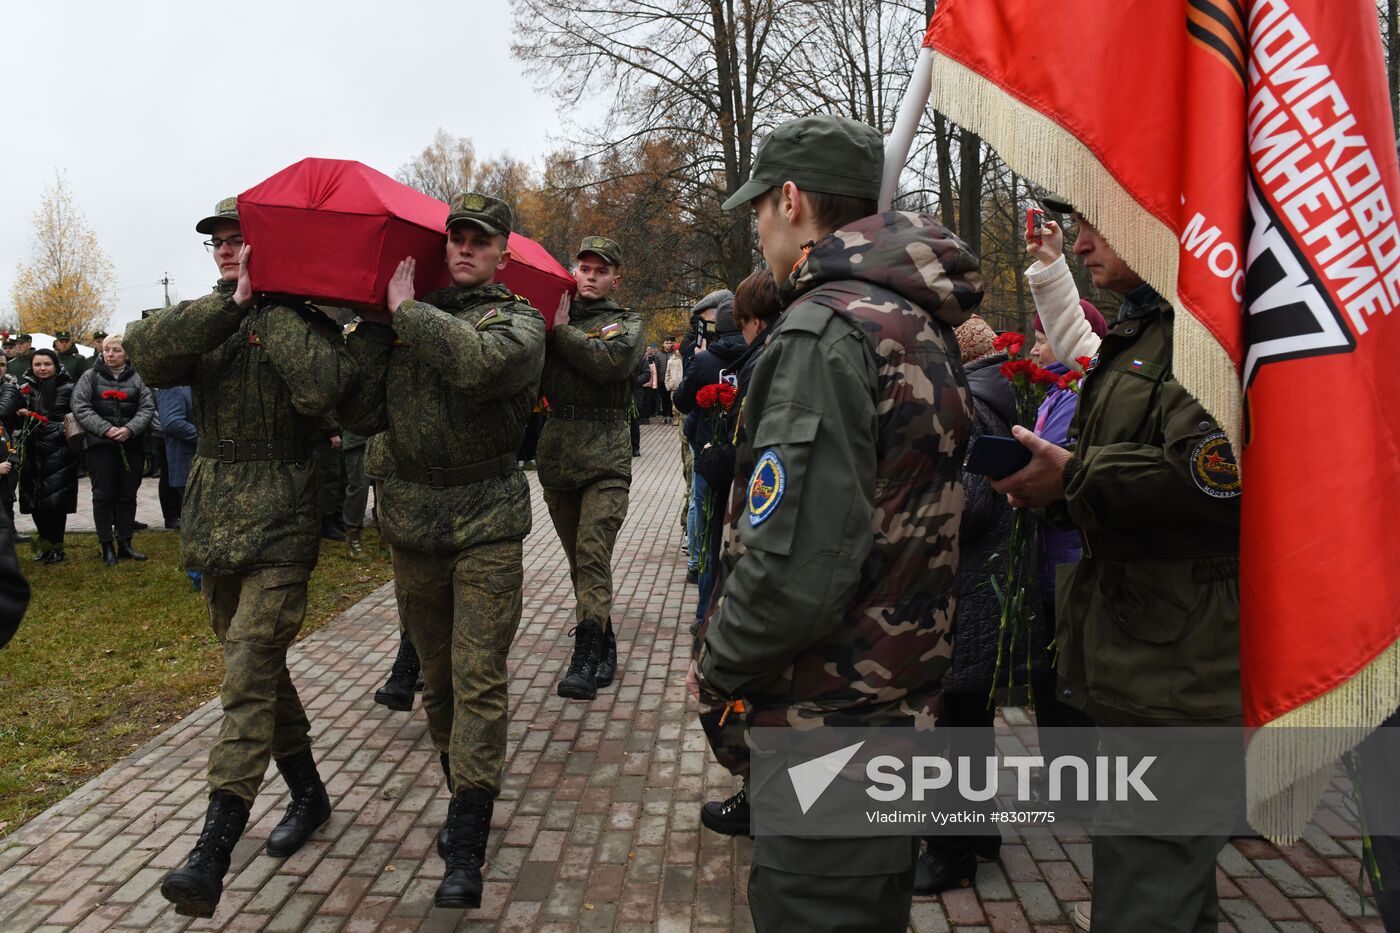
[547,405,629,423]
[1080,528,1238,561]
[393,452,517,489]
[199,438,311,464]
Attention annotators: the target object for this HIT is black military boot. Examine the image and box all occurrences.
[265,750,332,857]
[594,620,618,688]
[700,785,751,837]
[159,790,250,917]
[557,620,603,700]
[321,514,346,541]
[100,542,118,566]
[116,539,147,561]
[373,634,421,712]
[435,788,494,909]
[912,847,976,895]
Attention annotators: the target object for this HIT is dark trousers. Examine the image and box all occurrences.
[658,386,673,419]
[629,414,641,452]
[88,441,145,543]
[518,412,544,463]
[1361,707,1400,930]
[152,441,181,526]
[924,691,1000,861]
[33,509,67,547]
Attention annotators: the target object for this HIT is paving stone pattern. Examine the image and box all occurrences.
[0,422,1385,931]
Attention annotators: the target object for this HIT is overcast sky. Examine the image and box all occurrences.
[0,0,574,334]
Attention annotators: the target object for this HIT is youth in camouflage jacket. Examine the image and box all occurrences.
[339,283,545,557]
[535,297,645,490]
[124,280,357,575]
[696,211,982,729]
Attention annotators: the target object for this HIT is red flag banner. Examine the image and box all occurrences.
[925,0,1400,837]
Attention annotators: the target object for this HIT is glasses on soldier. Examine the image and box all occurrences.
[203,236,244,252]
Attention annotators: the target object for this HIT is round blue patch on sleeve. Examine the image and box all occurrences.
[748,450,786,526]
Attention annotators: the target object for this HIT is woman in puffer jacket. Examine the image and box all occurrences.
[71,335,155,565]
[16,349,78,563]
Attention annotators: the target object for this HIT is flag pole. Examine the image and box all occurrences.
[879,44,935,212]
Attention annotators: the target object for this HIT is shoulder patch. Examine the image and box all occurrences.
[599,320,624,340]
[475,308,508,330]
[747,450,786,526]
[1191,432,1241,499]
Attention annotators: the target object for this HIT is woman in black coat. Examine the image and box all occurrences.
[16,349,79,563]
[71,335,155,564]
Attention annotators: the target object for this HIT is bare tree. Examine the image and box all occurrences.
[512,0,816,289]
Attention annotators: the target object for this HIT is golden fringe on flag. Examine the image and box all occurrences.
[926,53,1242,453]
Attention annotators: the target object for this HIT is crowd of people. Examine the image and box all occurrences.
[2,110,1394,933]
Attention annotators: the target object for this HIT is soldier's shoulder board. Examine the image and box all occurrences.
[476,308,509,330]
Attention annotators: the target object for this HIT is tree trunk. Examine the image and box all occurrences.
[933,113,956,229]
[958,128,983,255]
[1389,0,1399,136]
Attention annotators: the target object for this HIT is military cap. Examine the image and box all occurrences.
[722,114,884,211]
[92,330,108,342]
[53,330,72,341]
[576,236,622,267]
[1,338,13,348]
[16,334,31,343]
[1039,193,1075,215]
[195,196,240,234]
[445,192,511,236]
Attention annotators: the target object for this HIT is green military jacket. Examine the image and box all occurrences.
[125,281,356,575]
[56,346,86,381]
[340,282,545,557]
[696,211,981,729]
[535,297,644,491]
[1053,288,1242,725]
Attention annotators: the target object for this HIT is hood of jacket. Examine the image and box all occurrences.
[964,353,1015,427]
[784,210,983,328]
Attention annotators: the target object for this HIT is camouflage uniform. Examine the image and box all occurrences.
[125,279,356,803]
[340,274,545,795]
[696,210,981,932]
[537,268,645,633]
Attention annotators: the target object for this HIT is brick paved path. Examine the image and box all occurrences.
[0,421,1385,931]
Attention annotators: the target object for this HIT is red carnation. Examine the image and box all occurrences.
[1032,365,1061,386]
[716,383,738,411]
[24,411,50,424]
[101,390,128,401]
[1075,356,1093,371]
[696,384,719,409]
[19,385,31,396]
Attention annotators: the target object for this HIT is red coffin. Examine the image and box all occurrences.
[238,158,572,326]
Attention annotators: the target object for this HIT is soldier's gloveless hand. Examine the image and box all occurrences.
[386,257,416,313]
[233,245,254,308]
[991,425,1074,508]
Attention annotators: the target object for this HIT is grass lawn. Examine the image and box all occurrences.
[0,528,394,838]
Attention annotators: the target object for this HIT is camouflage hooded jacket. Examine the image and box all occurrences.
[696,211,981,729]
[340,282,545,556]
[535,297,645,490]
[124,281,356,575]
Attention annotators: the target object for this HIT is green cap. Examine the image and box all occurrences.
[196,196,240,234]
[92,330,108,341]
[722,115,884,211]
[53,330,72,341]
[445,192,511,236]
[1039,193,1075,215]
[16,334,31,343]
[576,236,622,267]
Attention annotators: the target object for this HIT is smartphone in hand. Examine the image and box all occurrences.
[1025,207,1045,245]
[964,435,1033,479]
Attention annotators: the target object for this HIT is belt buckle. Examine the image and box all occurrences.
[217,439,238,463]
[427,466,447,489]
